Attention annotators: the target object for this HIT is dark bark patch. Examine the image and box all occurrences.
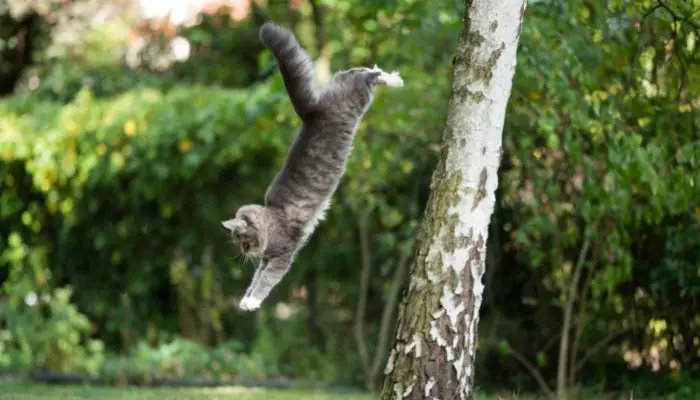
[477,42,506,84]
[471,167,488,211]
[454,86,485,104]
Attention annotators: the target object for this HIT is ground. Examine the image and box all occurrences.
[0,379,371,400]
[0,379,530,399]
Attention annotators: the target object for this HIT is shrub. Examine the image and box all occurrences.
[0,68,446,380]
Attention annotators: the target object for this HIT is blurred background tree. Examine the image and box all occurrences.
[0,0,698,398]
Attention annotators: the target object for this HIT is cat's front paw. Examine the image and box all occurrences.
[370,65,404,87]
[238,296,262,311]
[377,71,403,87]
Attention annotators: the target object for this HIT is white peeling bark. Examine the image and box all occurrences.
[380,0,526,399]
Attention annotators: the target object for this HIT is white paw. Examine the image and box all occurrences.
[239,296,262,311]
[371,64,404,87]
[377,71,404,87]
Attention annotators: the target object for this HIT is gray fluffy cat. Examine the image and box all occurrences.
[221,22,403,311]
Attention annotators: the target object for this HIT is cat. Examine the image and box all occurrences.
[221,21,403,311]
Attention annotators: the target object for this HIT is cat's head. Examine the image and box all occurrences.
[221,204,269,257]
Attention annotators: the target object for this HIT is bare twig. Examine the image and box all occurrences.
[576,330,628,373]
[657,0,700,31]
[308,0,327,53]
[509,347,558,400]
[556,230,592,399]
[354,211,372,387]
[481,340,556,400]
[568,263,594,387]
[308,0,331,83]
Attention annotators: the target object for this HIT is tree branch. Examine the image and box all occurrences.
[508,347,557,400]
[481,340,556,400]
[354,210,372,386]
[556,230,592,399]
[308,0,327,53]
[576,330,628,373]
[308,0,331,83]
[568,263,594,387]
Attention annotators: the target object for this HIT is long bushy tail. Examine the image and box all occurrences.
[260,22,318,119]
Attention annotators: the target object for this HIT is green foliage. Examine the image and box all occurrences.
[479,0,700,394]
[0,60,443,382]
[1,0,699,395]
[169,8,267,88]
[21,64,177,104]
[99,337,275,384]
[0,80,292,349]
[0,282,104,375]
[0,226,102,373]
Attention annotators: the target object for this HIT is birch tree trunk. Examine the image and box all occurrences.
[380,1,526,399]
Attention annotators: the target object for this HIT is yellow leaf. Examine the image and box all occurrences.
[111,152,125,169]
[60,199,74,214]
[161,204,174,218]
[637,117,651,127]
[178,138,193,153]
[36,269,45,286]
[593,30,603,43]
[97,143,107,155]
[5,174,15,187]
[67,120,79,134]
[123,120,137,137]
[63,151,77,169]
[40,177,51,192]
[48,197,59,214]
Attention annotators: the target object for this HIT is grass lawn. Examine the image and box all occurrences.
[0,379,373,400]
[0,378,536,399]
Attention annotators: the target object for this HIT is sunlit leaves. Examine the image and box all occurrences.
[500,2,699,372]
